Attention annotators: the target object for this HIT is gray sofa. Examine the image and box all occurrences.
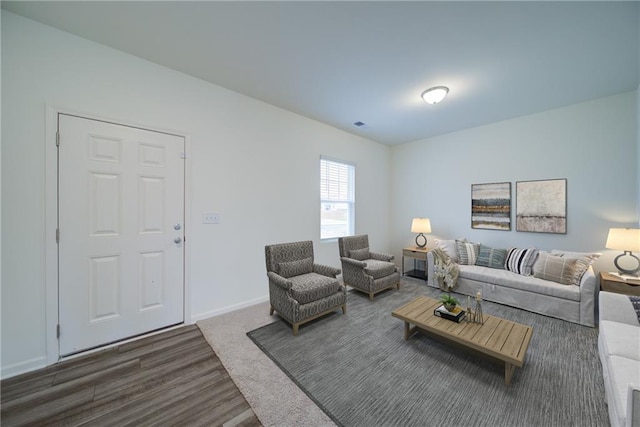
[426,248,597,327]
[598,291,640,427]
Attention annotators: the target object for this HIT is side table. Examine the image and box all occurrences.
[402,247,430,280]
[600,272,640,297]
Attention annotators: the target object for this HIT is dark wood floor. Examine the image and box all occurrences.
[0,325,262,426]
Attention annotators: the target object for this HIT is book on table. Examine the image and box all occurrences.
[434,305,466,323]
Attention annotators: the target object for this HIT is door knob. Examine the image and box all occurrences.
[174,224,182,230]
[174,237,182,244]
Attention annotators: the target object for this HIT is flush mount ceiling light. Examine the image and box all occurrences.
[421,86,449,104]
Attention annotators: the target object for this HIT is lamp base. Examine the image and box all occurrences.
[614,251,640,276]
[415,233,427,249]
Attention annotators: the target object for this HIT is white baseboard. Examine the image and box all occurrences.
[191,295,269,322]
[1,355,47,380]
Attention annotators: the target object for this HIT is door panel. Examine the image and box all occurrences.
[58,114,185,356]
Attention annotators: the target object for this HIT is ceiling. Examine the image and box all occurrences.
[3,1,639,145]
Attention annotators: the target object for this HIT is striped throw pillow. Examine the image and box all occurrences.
[456,241,480,265]
[475,245,507,269]
[504,247,539,276]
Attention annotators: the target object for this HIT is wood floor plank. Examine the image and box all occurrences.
[0,326,262,427]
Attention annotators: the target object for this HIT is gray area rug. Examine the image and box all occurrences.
[247,279,609,427]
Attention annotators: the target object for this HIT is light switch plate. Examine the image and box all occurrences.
[203,213,220,224]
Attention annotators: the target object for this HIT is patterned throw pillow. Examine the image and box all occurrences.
[533,252,579,285]
[456,241,480,265]
[475,245,507,269]
[504,247,539,276]
[277,257,313,278]
[349,247,370,261]
[550,250,601,286]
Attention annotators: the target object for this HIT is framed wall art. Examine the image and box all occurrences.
[471,182,511,230]
[516,178,567,234]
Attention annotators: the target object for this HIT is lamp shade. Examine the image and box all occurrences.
[411,218,432,234]
[421,86,449,104]
[605,228,640,252]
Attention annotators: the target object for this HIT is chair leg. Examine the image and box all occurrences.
[269,305,274,316]
[292,323,299,336]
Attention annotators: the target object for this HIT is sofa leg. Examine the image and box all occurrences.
[292,323,299,336]
[369,293,374,301]
[269,305,274,316]
[342,304,347,314]
[397,282,401,290]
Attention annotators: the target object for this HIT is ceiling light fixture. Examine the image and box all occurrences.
[421,86,449,104]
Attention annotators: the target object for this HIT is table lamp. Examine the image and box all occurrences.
[411,218,431,248]
[605,227,640,276]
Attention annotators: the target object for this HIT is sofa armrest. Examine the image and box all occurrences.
[370,251,394,262]
[267,271,293,290]
[340,257,367,268]
[600,290,640,326]
[313,263,341,278]
[426,251,436,288]
[578,266,597,327]
[628,383,640,427]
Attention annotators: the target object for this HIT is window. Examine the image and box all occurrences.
[320,157,355,240]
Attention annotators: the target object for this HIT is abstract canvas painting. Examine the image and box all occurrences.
[516,179,567,234]
[471,182,511,230]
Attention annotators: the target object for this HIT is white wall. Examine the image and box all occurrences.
[0,12,392,377]
[390,92,638,274]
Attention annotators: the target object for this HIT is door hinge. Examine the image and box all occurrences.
[56,324,61,339]
[56,132,60,147]
[56,228,60,244]
[180,152,187,159]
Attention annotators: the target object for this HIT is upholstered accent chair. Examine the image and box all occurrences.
[265,240,347,335]
[338,234,401,300]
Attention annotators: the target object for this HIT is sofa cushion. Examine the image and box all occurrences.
[505,247,538,276]
[435,239,459,263]
[349,247,370,261]
[475,245,507,269]
[278,257,313,278]
[288,272,341,304]
[607,355,640,427]
[550,250,601,286]
[599,320,640,361]
[533,252,579,285]
[364,259,396,279]
[456,241,480,265]
[458,264,581,301]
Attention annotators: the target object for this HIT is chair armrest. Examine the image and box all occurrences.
[267,271,293,290]
[313,263,341,278]
[340,257,367,268]
[369,251,394,262]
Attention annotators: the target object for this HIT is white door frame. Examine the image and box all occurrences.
[44,105,192,366]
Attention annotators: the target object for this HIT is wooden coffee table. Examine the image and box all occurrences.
[392,295,533,385]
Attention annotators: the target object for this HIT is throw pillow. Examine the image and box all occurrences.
[277,257,313,278]
[504,247,539,276]
[475,245,507,269]
[435,239,459,263]
[456,241,480,265]
[550,250,601,286]
[349,247,370,261]
[533,252,579,285]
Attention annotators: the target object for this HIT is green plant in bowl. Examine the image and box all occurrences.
[440,294,460,311]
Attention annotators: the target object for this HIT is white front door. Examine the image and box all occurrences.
[58,114,185,356]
